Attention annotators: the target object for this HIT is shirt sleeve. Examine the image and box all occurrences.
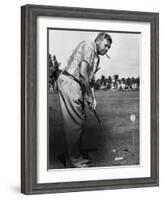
[81,42,94,66]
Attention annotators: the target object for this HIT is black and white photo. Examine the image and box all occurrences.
[48,29,140,169]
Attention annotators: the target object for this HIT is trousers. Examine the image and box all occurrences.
[57,73,86,164]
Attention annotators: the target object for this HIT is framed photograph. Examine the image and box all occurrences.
[21,4,159,194]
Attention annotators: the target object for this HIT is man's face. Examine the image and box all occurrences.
[97,38,111,56]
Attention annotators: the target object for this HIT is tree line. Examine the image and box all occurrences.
[49,54,61,89]
[94,74,139,90]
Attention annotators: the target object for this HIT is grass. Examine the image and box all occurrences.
[48,89,139,169]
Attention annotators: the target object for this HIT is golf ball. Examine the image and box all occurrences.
[112,148,116,153]
[130,114,136,122]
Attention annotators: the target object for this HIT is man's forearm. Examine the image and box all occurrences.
[91,87,96,99]
[80,75,93,98]
[79,61,94,99]
[79,61,96,110]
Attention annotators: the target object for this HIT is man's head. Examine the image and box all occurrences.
[95,32,112,56]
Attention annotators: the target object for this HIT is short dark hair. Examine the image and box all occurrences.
[95,32,112,43]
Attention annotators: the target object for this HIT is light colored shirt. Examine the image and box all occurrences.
[64,40,99,83]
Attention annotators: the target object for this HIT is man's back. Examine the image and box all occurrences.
[64,40,99,81]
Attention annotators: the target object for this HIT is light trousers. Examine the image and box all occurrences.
[57,74,86,164]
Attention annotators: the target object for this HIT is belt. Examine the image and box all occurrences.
[62,70,82,87]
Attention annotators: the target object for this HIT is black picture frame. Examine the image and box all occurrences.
[21,4,159,194]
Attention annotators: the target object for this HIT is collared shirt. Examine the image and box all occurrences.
[64,40,100,84]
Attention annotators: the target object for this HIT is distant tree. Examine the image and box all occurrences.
[49,53,61,90]
[49,54,53,68]
[126,77,132,89]
[100,75,107,86]
[135,77,140,86]
[131,77,136,84]
[101,75,105,82]
[107,75,112,89]
[94,79,101,90]
[121,77,126,84]
[135,77,140,89]
[107,76,112,83]
[113,74,119,82]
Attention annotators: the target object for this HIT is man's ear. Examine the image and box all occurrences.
[96,39,100,44]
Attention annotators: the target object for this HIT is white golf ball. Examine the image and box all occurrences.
[130,114,136,122]
[112,148,116,153]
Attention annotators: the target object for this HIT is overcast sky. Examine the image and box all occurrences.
[49,29,140,79]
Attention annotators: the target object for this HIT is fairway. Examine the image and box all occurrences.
[48,90,139,169]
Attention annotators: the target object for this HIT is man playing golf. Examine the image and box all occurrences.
[57,32,112,168]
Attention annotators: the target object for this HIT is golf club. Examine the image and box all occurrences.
[92,109,103,129]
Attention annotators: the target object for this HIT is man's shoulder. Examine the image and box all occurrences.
[84,40,94,48]
[79,40,96,53]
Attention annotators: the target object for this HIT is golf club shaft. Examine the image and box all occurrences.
[87,101,103,128]
[93,109,103,129]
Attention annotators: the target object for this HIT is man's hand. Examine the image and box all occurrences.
[90,87,97,110]
[87,96,97,111]
[92,98,97,110]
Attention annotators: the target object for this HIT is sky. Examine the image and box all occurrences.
[49,29,140,79]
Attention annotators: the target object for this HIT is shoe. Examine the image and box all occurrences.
[79,158,91,164]
[65,156,91,168]
[71,161,90,168]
